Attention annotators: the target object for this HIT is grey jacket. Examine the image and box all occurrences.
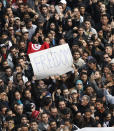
[104,89,114,104]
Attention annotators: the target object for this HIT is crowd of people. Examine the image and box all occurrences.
[0,0,114,130]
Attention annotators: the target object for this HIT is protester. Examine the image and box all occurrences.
[0,0,114,130]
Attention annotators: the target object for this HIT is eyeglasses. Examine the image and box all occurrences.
[20,54,26,57]
[21,55,25,57]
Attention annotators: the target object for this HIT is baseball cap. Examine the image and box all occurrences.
[60,0,67,4]
[14,17,20,21]
[70,89,77,94]
[22,28,29,34]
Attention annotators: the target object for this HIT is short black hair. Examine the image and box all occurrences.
[63,108,71,115]
[101,14,109,19]
[80,72,87,77]
[20,123,28,128]
[6,116,14,122]
[43,97,52,106]
[30,119,38,124]
[21,114,28,119]
[85,108,92,113]
[4,66,12,71]
[10,45,18,51]
[84,18,92,24]
[49,119,56,124]
[15,64,23,70]
[96,99,103,104]
[41,4,48,9]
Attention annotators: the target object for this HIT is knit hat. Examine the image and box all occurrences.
[76,80,83,86]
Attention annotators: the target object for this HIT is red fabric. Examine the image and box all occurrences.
[31,110,40,119]
[27,42,49,54]
[7,0,27,3]
[3,54,7,60]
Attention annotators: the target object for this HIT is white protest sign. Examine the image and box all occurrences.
[29,44,73,79]
[77,127,114,131]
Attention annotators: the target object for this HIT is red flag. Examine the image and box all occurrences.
[7,0,27,3]
[27,42,49,54]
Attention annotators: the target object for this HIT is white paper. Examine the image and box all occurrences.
[77,127,114,131]
[29,44,73,80]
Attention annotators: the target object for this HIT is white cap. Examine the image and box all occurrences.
[22,28,29,34]
[60,0,67,4]
[70,89,77,94]
[0,44,6,48]
[14,17,20,21]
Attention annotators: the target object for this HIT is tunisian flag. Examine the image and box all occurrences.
[27,42,49,54]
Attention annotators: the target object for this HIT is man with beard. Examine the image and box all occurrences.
[77,95,90,114]
[26,20,37,41]
[58,99,66,116]
[2,66,13,84]
[50,106,62,127]
[14,104,24,128]
[38,113,49,131]
[7,46,19,69]
[83,108,96,127]
[48,120,57,131]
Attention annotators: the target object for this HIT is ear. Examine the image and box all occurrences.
[101,103,103,107]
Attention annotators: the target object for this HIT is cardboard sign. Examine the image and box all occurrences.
[29,44,73,79]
